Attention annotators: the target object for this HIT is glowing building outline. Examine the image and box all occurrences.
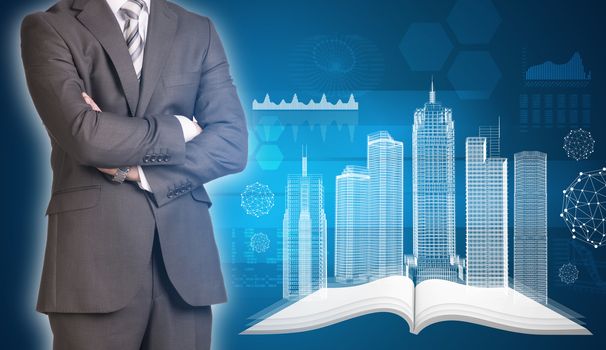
[335,165,370,283]
[412,80,457,282]
[283,149,327,299]
[465,137,508,288]
[479,117,501,158]
[367,131,404,279]
[514,151,548,304]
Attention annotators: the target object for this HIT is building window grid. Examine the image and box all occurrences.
[413,96,457,282]
[514,152,548,304]
[466,138,508,288]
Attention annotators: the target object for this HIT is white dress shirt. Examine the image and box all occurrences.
[105,0,201,192]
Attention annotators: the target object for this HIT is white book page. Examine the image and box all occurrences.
[242,275,415,334]
[414,279,591,335]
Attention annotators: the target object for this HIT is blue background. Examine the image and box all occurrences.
[2,0,606,349]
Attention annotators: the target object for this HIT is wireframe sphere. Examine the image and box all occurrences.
[563,128,595,161]
[241,182,275,218]
[561,168,606,248]
[250,232,271,253]
[558,263,579,285]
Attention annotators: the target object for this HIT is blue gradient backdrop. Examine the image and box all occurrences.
[2,0,605,349]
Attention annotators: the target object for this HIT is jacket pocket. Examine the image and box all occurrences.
[191,186,212,208]
[46,185,101,215]
[162,70,200,87]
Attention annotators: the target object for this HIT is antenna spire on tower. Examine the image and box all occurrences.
[301,145,308,176]
[429,76,436,104]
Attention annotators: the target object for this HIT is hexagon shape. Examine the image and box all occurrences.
[447,0,501,45]
[255,144,284,170]
[448,51,501,99]
[255,115,285,142]
[399,23,453,72]
[248,128,260,155]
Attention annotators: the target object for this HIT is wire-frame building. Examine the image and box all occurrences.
[465,137,508,288]
[514,151,548,304]
[412,81,458,282]
[283,151,327,299]
[335,165,370,283]
[367,131,404,279]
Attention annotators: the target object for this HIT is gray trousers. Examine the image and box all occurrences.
[48,233,213,350]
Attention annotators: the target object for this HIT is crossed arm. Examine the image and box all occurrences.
[21,13,248,207]
[80,92,144,181]
[81,92,202,184]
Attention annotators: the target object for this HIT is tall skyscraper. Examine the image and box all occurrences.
[283,150,327,299]
[479,117,501,157]
[514,151,548,304]
[412,81,457,282]
[335,165,370,283]
[465,137,508,288]
[367,131,404,279]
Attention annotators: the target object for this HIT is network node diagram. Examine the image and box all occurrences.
[559,263,579,285]
[563,128,595,161]
[561,168,606,248]
[250,232,271,253]
[241,182,275,217]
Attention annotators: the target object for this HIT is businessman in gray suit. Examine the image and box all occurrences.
[20,0,248,348]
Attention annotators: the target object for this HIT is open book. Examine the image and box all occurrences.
[241,276,591,335]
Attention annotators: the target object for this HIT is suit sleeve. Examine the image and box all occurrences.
[142,18,248,207]
[20,13,186,168]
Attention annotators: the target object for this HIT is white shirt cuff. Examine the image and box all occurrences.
[175,115,201,142]
[137,165,153,192]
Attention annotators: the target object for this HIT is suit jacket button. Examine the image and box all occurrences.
[143,155,150,163]
[164,155,171,162]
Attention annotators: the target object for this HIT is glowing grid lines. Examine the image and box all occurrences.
[412,83,457,283]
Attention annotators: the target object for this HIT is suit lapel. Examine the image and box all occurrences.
[135,0,178,118]
[74,0,140,116]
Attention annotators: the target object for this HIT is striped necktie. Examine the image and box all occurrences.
[120,0,146,80]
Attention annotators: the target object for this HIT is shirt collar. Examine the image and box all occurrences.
[106,0,151,16]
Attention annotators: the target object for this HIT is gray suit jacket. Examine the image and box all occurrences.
[21,0,248,313]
